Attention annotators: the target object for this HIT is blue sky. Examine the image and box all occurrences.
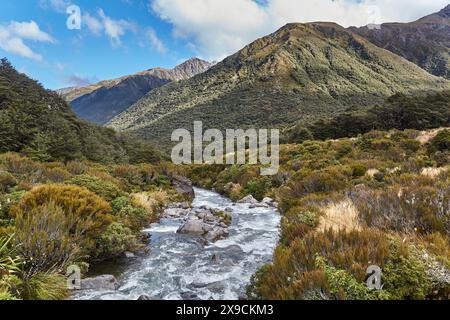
[1,0,448,89]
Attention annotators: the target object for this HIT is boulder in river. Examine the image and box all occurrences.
[171,175,195,199]
[262,197,278,208]
[237,195,259,204]
[177,206,231,242]
[81,275,119,291]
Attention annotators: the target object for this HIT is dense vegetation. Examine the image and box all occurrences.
[0,152,186,300]
[283,91,450,143]
[187,128,450,300]
[0,58,164,163]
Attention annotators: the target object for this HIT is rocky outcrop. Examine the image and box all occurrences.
[81,275,119,291]
[177,206,232,242]
[171,175,195,199]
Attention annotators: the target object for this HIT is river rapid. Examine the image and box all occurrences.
[74,188,280,300]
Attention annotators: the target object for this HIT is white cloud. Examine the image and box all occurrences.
[0,21,54,61]
[81,9,137,47]
[98,9,137,47]
[144,28,167,53]
[83,12,103,36]
[39,0,71,13]
[8,21,55,43]
[150,0,450,60]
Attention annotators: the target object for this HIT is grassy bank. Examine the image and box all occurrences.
[0,153,187,300]
[186,128,450,300]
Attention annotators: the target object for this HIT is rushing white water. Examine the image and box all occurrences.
[74,188,280,300]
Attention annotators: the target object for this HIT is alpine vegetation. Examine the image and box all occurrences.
[171,122,279,175]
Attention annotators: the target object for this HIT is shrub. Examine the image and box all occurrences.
[351,183,449,235]
[111,196,131,214]
[96,223,138,259]
[428,129,450,153]
[44,167,70,183]
[67,175,123,201]
[11,185,113,260]
[248,229,391,300]
[65,161,88,175]
[0,171,17,192]
[382,243,431,300]
[18,273,68,300]
[14,201,85,278]
[351,164,367,178]
[244,177,272,200]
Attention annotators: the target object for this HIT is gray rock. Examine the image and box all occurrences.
[237,195,259,204]
[177,218,205,235]
[171,175,195,199]
[81,275,119,291]
[164,207,189,218]
[123,251,135,259]
[166,202,191,209]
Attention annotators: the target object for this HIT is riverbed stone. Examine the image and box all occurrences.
[164,207,189,218]
[237,195,259,204]
[177,206,231,242]
[178,217,206,235]
[81,275,119,291]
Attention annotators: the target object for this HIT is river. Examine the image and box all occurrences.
[74,188,280,300]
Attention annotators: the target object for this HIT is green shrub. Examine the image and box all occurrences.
[382,243,431,300]
[0,171,17,192]
[67,175,123,201]
[428,129,450,153]
[244,177,272,200]
[11,184,114,261]
[111,196,131,214]
[96,222,138,259]
[18,273,68,300]
[14,201,85,278]
[351,164,368,178]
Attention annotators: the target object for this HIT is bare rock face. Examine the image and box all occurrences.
[177,207,231,242]
[81,275,119,291]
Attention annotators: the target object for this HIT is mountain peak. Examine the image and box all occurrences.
[439,4,450,16]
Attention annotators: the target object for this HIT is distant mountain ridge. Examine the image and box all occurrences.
[108,20,450,148]
[350,5,450,79]
[58,58,213,124]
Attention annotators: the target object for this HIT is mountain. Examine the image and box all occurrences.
[59,58,213,124]
[108,22,450,147]
[350,5,450,79]
[0,58,164,163]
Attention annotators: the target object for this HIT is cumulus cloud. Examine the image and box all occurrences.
[0,21,54,61]
[80,9,137,47]
[150,0,449,60]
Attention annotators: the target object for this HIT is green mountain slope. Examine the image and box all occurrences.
[350,5,450,79]
[0,58,163,163]
[108,22,450,147]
